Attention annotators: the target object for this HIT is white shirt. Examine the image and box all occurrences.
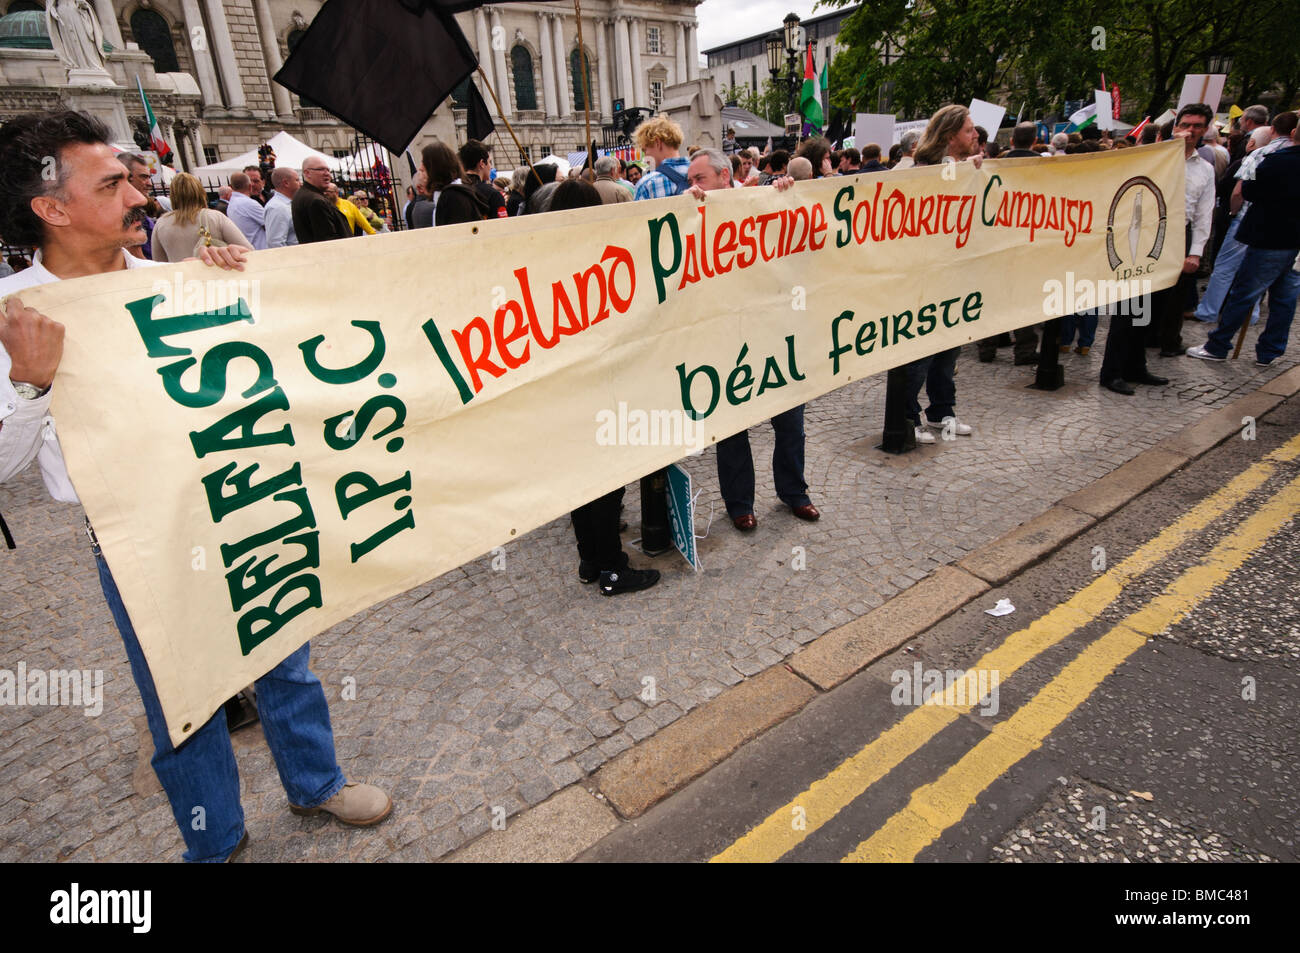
[0,249,160,503]
[264,190,298,248]
[1184,152,1215,257]
[226,191,267,250]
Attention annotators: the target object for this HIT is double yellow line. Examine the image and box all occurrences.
[713,433,1300,863]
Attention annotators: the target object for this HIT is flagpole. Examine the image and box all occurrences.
[573,0,594,166]
[475,64,543,188]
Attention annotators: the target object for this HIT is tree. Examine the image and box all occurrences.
[823,0,1298,126]
[720,80,788,126]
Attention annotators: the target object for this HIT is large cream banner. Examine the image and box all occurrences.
[23,142,1185,745]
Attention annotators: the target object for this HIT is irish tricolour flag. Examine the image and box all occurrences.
[135,75,172,161]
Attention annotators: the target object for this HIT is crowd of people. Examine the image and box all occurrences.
[0,93,1296,862]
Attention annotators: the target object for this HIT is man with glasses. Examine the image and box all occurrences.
[1100,103,1213,393]
[291,158,350,244]
[1149,104,1216,357]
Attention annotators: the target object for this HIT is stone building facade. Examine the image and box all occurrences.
[0,0,704,174]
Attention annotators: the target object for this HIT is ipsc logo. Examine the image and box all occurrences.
[1105,176,1167,279]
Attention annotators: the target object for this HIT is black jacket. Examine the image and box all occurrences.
[1238,145,1300,249]
[435,183,492,226]
[291,182,351,244]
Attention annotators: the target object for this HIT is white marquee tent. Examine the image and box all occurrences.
[189,130,344,179]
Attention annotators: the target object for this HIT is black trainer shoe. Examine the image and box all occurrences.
[578,560,599,584]
[599,566,661,596]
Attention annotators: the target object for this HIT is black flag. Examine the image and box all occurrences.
[466,80,495,142]
[275,0,552,153]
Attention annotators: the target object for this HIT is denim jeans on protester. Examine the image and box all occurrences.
[906,347,959,425]
[1194,215,1261,325]
[1204,247,1300,362]
[95,554,346,862]
[715,404,810,518]
[1060,311,1099,348]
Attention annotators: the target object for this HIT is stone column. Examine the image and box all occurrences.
[178,0,222,107]
[252,0,293,117]
[675,22,686,87]
[92,0,124,50]
[473,8,495,105]
[686,24,699,80]
[629,18,645,108]
[615,15,633,107]
[489,7,512,118]
[595,18,612,122]
[537,11,557,118]
[188,126,205,168]
[201,0,246,110]
[551,13,570,118]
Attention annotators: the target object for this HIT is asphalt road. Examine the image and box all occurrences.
[581,394,1300,863]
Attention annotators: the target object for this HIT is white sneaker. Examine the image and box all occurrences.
[1185,344,1225,362]
[939,416,972,437]
[914,426,936,444]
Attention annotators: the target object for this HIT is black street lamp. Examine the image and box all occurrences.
[779,12,801,148]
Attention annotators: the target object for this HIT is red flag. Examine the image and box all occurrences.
[1131,116,1150,139]
[1111,83,1121,119]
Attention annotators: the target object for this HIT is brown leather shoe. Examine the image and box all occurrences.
[732,513,757,531]
[791,503,820,522]
[290,781,393,826]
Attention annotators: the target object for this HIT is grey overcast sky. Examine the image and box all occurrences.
[695,1,825,57]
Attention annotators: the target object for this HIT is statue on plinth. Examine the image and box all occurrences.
[46,0,108,73]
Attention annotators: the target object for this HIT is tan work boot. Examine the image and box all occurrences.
[290,782,393,826]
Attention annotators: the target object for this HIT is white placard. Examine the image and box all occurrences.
[854,113,895,151]
[968,98,1006,136]
[1094,89,1114,130]
[892,119,929,144]
[1177,75,1227,114]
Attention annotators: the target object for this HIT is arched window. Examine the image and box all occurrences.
[570,48,592,112]
[130,8,178,73]
[511,45,536,111]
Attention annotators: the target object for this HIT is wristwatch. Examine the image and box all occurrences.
[11,381,49,400]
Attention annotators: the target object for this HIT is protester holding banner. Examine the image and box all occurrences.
[683,149,820,530]
[547,179,662,596]
[0,111,392,862]
[1146,104,1215,358]
[901,105,982,444]
[1098,104,1216,393]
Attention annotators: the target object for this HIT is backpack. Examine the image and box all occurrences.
[440,183,491,222]
[655,162,688,195]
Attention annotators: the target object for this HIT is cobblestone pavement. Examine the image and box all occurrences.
[1,314,1295,862]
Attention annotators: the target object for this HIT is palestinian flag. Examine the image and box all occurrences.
[1067,102,1097,132]
[135,76,171,161]
[801,43,823,132]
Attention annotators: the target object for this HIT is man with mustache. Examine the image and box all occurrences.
[0,111,392,862]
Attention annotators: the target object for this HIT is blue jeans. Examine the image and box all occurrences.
[906,347,959,424]
[1204,247,1300,362]
[1061,311,1099,348]
[715,404,810,517]
[96,554,345,862]
[1195,215,1261,325]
